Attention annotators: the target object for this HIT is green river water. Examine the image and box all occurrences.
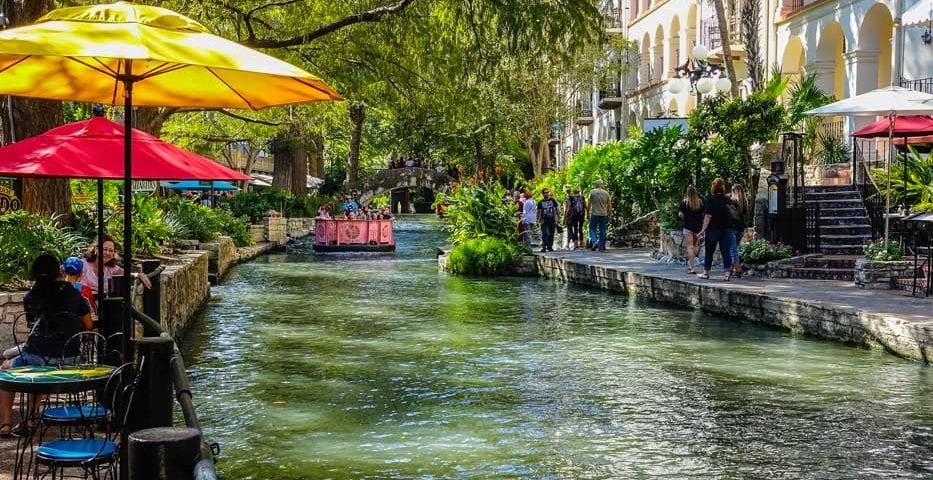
[182,216,933,479]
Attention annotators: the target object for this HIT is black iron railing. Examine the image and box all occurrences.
[859,181,886,241]
[806,202,821,253]
[901,77,933,94]
[578,101,593,118]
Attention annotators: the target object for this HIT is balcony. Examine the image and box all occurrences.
[780,0,805,18]
[902,77,933,94]
[603,8,624,34]
[598,82,623,110]
[576,102,594,125]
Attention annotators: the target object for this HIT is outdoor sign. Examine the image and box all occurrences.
[133,180,158,192]
[643,118,688,134]
[0,178,21,214]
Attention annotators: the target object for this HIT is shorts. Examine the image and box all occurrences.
[10,352,78,368]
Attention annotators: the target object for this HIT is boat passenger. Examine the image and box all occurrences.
[341,196,359,215]
[381,207,394,220]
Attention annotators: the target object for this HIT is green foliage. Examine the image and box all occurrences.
[864,240,903,261]
[161,198,222,243]
[436,181,518,244]
[108,195,179,256]
[0,211,85,289]
[871,146,933,211]
[817,133,851,165]
[446,237,525,275]
[217,189,330,222]
[738,240,794,265]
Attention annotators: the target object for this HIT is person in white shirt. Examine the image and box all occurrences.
[521,191,537,246]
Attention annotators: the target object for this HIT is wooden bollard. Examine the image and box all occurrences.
[128,427,201,480]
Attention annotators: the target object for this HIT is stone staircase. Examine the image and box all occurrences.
[785,185,873,281]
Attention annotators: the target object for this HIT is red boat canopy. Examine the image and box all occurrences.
[851,115,933,139]
[0,117,252,181]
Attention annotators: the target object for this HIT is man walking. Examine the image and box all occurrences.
[565,187,586,249]
[588,180,611,251]
[537,189,560,252]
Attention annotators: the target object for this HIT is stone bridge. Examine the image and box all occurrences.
[348,167,452,207]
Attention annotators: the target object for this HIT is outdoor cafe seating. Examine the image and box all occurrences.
[0,326,137,479]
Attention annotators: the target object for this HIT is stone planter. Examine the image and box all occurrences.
[610,211,659,248]
[655,227,754,267]
[854,258,914,289]
[804,162,851,186]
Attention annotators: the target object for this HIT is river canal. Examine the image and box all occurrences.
[183,216,933,479]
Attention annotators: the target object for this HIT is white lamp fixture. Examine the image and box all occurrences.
[667,77,685,94]
[715,77,732,93]
[691,44,709,62]
[696,77,714,94]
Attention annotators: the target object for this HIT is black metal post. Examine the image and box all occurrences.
[132,337,175,430]
[122,62,135,398]
[141,260,161,337]
[128,427,201,480]
[97,178,105,320]
[100,297,125,366]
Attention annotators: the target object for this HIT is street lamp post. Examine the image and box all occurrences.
[666,44,732,185]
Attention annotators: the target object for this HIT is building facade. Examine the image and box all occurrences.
[556,0,932,167]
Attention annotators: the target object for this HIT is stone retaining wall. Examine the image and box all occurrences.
[194,236,237,279]
[0,292,26,349]
[656,228,755,265]
[535,255,933,361]
[610,211,659,248]
[249,224,265,244]
[264,216,287,245]
[155,251,211,337]
[287,218,315,240]
[855,259,914,290]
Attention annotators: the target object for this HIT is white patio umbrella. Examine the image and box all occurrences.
[805,86,933,245]
[902,0,932,27]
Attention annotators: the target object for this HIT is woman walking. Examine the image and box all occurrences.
[697,178,739,281]
[677,186,704,274]
[730,184,749,278]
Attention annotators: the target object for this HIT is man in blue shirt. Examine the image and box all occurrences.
[341,196,359,217]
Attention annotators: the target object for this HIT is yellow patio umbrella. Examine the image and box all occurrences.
[0,1,342,373]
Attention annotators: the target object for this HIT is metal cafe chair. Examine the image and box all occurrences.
[39,332,112,439]
[33,359,143,480]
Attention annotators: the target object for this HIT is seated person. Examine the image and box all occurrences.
[316,206,332,220]
[381,207,394,220]
[63,256,96,314]
[341,196,359,215]
[82,235,151,298]
[0,254,93,437]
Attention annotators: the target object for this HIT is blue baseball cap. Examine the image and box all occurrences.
[62,257,84,275]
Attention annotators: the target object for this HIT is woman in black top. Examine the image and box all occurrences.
[697,178,739,281]
[677,185,704,274]
[730,184,749,277]
[0,254,92,436]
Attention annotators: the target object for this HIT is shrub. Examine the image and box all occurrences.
[0,211,85,289]
[108,195,178,256]
[864,240,903,261]
[436,181,518,244]
[446,237,525,275]
[214,209,253,247]
[739,239,793,265]
[161,197,222,243]
[218,189,330,221]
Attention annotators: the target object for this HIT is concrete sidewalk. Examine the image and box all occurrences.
[535,249,933,362]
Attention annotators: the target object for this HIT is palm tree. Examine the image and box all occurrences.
[711,0,740,98]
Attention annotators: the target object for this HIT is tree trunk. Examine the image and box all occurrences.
[524,139,537,178]
[1,1,71,219]
[272,135,293,193]
[474,138,484,173]
[290,138,308,197]
[346,103,366,185]
[134,107,178,136]
[535,139,547,178]
[307,132,325,178]
[712,0,740,99]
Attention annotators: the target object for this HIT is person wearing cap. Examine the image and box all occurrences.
[341,196,359,216]
[62,257,95,313]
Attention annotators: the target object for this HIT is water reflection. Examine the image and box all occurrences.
[182,216,933,479]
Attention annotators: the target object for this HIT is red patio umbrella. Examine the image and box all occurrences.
[851,115,933,213]
[0,116,251,180]
[851,115,933,138]
[0,116,251,311]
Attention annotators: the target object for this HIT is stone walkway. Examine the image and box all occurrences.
[535,249,933,362]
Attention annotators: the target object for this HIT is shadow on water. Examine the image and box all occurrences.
[181,215,933,479]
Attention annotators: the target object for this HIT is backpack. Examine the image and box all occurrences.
[571,195,585,218]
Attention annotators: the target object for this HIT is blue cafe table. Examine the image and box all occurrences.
[0,365,115,479]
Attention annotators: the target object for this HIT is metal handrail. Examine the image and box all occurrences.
[132,308,218,480]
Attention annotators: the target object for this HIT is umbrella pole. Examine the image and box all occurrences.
[884,114,894,247]
[97,178,105,307]
[904,135,908,213]
[122,61,134,359]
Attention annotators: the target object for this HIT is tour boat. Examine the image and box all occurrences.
[313,218,396,252]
